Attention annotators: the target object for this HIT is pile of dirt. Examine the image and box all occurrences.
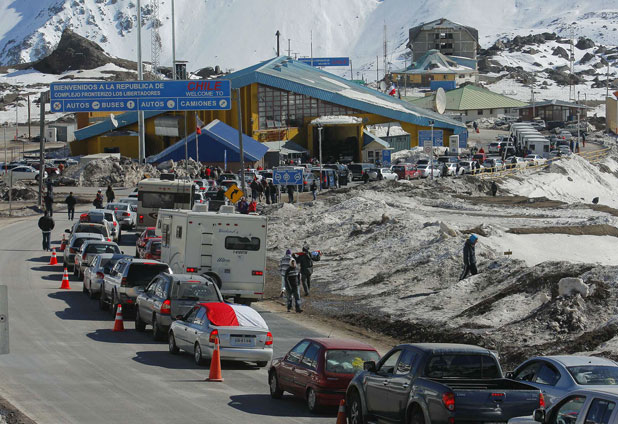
[64,156,160,187]
[508,224,618,237]
[155,159,203,180]
[0,180,38,201]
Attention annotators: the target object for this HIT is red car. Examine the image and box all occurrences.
[391,163,421,180]
[268,338,379,413]
[142,238,162,260]
[136,227,157,258]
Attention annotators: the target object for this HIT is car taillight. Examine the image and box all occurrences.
[160,299,171,315]
[121,277,127,287]
[106,238,111,242]
[69,248,76,253]
[265,332,273,346]
[186,267,197,273]
[96,272,104,279]
[209,329,219,343]
[113,222,117,227]
[442,392,455,412]
[539,392,545,409]
[144,253,151,259]
[123,212,130,217]
[252,270,263,276]
[82,253,87,260]
[139,215,144,223]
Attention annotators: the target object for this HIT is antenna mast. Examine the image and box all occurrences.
[568,28,576,102]
[383,22,388,77]
[151,0,162,79]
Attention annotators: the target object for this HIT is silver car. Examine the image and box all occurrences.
[83,253,130,298]
[135,274,223,340]
[86,209,121,243]
[509,355,618,408]
[106,203,136,230]
[168,302,273,367]
[63,233,105,271]
[74,240,121,280]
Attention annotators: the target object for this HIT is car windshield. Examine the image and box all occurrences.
[392,166,404,171]
[171,281,221,301]
[73,237,100,249]
[325,350,380,374]
[85,244,120,254]
[75,225,107,236]
[568,366,618,385]
[145,229,156,238]
[126,263,169,286]
[424,354,501,379]
[149,241,161,253]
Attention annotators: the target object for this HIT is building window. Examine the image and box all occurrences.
[489,109,494,114]
[478,110,484,115]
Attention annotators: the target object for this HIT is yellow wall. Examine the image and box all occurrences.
[91,135,139,157]
[608,97,618,135]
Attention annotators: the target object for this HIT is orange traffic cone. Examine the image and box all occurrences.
[206,337,224,382]
[336,399,347,424]
[49,248,58,265]
[59,268,71,290]
[59,234,66,252]
[113,304,125,332]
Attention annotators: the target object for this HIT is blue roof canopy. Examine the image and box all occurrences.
[74,111,163,141]
[147,119,268,164]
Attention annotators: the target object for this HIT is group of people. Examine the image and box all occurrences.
[278,246,315,313]
[249,178,279,204]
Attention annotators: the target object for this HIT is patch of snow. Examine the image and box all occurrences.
[558,277,589,297]
[310,116,363,125]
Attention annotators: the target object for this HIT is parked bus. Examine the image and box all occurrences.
[136,178,195,230]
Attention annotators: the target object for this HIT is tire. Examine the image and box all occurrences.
[168,332,179,354]
[88,284,98,299]
[194,343,205,366]
[98,288,108,311]
[408,407,425,424]
[109,293,117,318]
[82,281,87,294]
[347,391,366,424]
[73,267,78,278]
[152,316,164,341]
[135,309,146,332]
[307,388,320,413]
[269,371,283,399]
[256,361,268,368]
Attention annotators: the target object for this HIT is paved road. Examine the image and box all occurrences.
[0,212,334,423]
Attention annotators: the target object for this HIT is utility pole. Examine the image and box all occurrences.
[38,92,47,206]
[195,113,200,163]
[27,95,31,149]
[310,30,313,66]
[383,22,388,77]
[14,100,18,141]
[350,60,353,80]
[275,30,281,56]
[171,0,176,80]
[150,0,161,79]
[235,88,246,194]
[430,120,435,180]
[137,0,145,163]
[318,126,323,191]
[287,39,291,57]
[184,112,188,172]
[376,56,379,87]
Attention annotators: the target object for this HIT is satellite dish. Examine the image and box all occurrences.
[379,81,387,91]
[110,113,119,128]
[435,87,446,115]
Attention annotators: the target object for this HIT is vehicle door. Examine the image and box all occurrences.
[385,349,417,422]
[364,349,402,419]
[175,306,199,350]
[513,361,556,402]
[151,277,170,319]
[530,361,562,407]
[294,342,321,394]
[279,340,310,395]
[545,394,586,424]
[140,277,160,321]
[189,307,208,347]
[584,397,616,424]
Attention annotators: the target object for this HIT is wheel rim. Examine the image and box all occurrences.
[308,389,316,410]
[195,345,201,363]
[169,334,175,351]
[350,399,360,424]
[269,373,278,393]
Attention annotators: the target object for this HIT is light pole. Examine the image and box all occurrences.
[429,120,435,180]
[171,0,176,80]
[137,0,145,163]
[318,126,323,191]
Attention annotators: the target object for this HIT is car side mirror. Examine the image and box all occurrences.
[65,229,70,233]
[533,408,545,423]
[505,371,514,379]
[364,361,377,373]
[175,315,184,321]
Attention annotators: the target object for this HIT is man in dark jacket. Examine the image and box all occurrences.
[38,211,55,251]
[459,234,478,280]
[93,190,104,209]
[65,192,77,220]
[294,246,314,296]
[215,187,225,201]
[44,191,54,217]
[284,259,302,313]
[269,181,277,204]
[286,185,295,204]
[362,171,370,184]
[105,185,115,204]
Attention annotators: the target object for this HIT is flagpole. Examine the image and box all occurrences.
[195,113,200,164]
[184,111,188,173]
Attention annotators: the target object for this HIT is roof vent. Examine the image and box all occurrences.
[219,205,236,214]
[192,203,209,212]
[273,65,282,71]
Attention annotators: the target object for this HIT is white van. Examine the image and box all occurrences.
[156,207,267,305]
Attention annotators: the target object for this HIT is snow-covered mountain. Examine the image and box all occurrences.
[1,0,617,76]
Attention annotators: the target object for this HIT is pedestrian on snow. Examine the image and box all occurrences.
[38,211,55,251]
[286,185,295,204]
[205,167,211,179]
[261,179,268,202]
[491,181,498,197]
[44,191,54,217]
[456,162,461,177]
[105,185,115,204]
[310,180,317,201]
[284,259,302,313]
[93,190,104,209]
[334,172,339,188]
[215,187,225,201]
[45,178,53,194]
[294,245,314,296]
[264,181,271,204]
[459,234,478,280]
[65,192,77,220]
[256,179,264,202]
[250,179,259,201]
[362,171,370,184]
[441,162,448,178]
[279,249,292,297]
[238,197,249,214]
[377,169,383,181]
[269,181,277,204]
[248,200,257,213]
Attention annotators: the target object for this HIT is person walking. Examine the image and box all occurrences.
[491,181,498,197]
[286,185,295,204]
[38,211,55,251]
[284,259,302,313]
[105,185,115,204]
[294,245,314,296]
[65,192,77,220]
[250,178,259,201]
[459,234,478,280]
[215,186,225,201]
[44,191,54,217]
[45,177,54,195]
[279,249,292,297]
[93,190,104,209]
[248,200,257,213]
[269,181,277,204]
[263,180,271,204]
[310,180,317,201]
[362,171,370,184]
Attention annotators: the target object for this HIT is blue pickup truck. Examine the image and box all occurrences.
[346,343,544,424]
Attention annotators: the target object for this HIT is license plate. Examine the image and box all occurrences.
[232,336,254,346]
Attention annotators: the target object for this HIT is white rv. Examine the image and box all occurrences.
[156,206,267,305]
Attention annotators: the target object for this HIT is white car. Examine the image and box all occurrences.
[380,168,399,181]
[1,165,46,182]
[417,164,441,178]
[117,197,138,209]
[506,156,527,169]
[106,203,137,230]
[524,155,547,167]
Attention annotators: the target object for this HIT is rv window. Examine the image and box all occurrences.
[141,192,175,209]
[175,226,183,238]
[225,236,260,251]
[529,144,536,150]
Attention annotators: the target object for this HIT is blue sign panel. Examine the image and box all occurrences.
[49,80,231,112]
[418,130,444,147]
[273,169,303,186]
[459,131,468,149]
[382,150,391,166]
[298,57,350,67]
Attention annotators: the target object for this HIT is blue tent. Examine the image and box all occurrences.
[147,119,268,164]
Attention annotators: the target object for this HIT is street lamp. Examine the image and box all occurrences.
[317,125,323,191]
[429,120,435,180]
